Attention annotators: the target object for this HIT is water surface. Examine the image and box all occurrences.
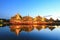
[0,25,60,40]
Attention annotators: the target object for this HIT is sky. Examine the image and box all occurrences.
[0,0,60,19]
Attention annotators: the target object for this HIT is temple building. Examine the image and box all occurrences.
[22,16,33,24]
[10,13,22,24]
[10,13,55,25]
[42,17,48,22]
[22,16,33,21]
[34,16,42,22]
[49,17,54,23]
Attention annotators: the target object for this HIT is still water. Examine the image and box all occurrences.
[0,25,60,40]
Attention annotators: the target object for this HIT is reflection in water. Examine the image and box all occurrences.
[0,24,60,36]
[0,24,60,40]
[0,24,3,26]
[0,24,7,27]
[10,25,34,35]
[22,25,34,32]
[33,25,48,31]
[48,25,55,31]
[9,25,57,35]
[10,25,22,35]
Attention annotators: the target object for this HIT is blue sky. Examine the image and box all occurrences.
[0,0,60,19]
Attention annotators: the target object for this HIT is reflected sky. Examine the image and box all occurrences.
[0,24,60,40]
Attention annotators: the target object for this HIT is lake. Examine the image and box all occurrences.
[0,25,60,40]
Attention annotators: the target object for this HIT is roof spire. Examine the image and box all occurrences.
[28,12,29,16]
[17,12,20,15]
[38,13,39,16]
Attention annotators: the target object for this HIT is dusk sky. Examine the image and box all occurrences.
[0,0,60,19]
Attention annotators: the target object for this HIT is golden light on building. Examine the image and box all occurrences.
[11,13,22,20]
[10,13,22,24]
[10,13,55,25]
[22,16,33,21]
[15,14,22,20]
[34,16,42,22]
[42,17,45,22]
